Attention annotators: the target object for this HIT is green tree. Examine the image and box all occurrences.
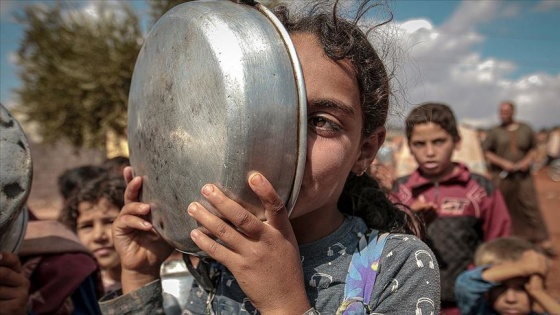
[14,1,142,149]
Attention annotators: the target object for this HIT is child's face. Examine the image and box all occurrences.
[76,198,120,270]
[408,122,458,181]
[288,33,384,222]
[489,277,532,315]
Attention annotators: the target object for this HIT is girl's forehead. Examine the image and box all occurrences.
[290,33,361,111]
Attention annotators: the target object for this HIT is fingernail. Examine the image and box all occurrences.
[187,203,198,215]
[190,229,200,239]
[141,204,150,211]
[250,173,263,186]
[202,184,214,196]
[142,221,152,228]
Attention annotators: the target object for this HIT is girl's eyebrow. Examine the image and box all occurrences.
[308,99,355,117]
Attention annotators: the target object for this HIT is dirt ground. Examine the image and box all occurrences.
[534,166,560,299]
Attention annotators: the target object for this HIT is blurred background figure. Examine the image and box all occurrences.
[392,102,511,315]
[456,237,560,315]
[18,211,104,314]
[1,102,103,314]
[57,166,106,202]
[482,101,555,257]
[101,156,130,178]
[59,175,126,293]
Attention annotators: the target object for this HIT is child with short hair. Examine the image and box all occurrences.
[392,102,512,314]
[59,175,126,293]
[455,237,560,315]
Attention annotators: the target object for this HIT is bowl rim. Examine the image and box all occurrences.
[255,2,307,215]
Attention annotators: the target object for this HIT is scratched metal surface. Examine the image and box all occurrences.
[127,1,306,254]
[0,103,31,252]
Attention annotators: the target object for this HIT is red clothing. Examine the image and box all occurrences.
[392,163,511,305]
[19,215,103,315]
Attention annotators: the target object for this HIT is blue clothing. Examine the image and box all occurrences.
[455,266,546,315]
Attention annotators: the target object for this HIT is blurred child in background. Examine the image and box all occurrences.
[455,237,560,315]
[59,175,125,293]
[392,102,512,314]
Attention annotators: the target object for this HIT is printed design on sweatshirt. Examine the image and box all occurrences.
[415,297,435,315]
[414,250,435,269]
[328,242,348,257]
[387,234,413,242]
[390,279,399,292]
[466,185,486,217]
[212,295,256,315]
[440,197,469,215]
[241,298,258,315]
[309,272,333,289]
[337,231,388,315]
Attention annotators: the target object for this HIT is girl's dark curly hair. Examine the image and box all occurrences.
[274,1,390,136]
[275,1,423,237]
[59,175,126,232]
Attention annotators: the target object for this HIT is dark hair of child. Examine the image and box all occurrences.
[59,175,126,232]
[57,165,106,200]
[405,102,460,141]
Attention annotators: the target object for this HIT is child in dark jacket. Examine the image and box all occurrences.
[392,102,512,314]
[455,237,560,315]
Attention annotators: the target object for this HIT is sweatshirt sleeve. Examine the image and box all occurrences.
[369,234,441,315]
[455,266,496,315]
[481,188,512,241]
[98,280,165,315]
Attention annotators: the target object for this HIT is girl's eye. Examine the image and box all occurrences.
[309,116,342,132]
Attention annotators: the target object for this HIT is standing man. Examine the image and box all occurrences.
[482,101,554,256]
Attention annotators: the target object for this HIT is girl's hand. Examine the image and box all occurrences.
[113,167,174,294]
[0,252,30,315]
[188,173,311,314]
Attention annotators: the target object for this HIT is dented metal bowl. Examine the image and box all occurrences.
[127,0,306,254]
[0,103,32,253]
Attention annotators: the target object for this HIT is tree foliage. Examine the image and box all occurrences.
[14,1,142,149]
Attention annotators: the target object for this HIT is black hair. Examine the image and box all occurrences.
[57,165,106,200]
[405,102,460,141]
[59,175,126,232]
[102,156,130,177]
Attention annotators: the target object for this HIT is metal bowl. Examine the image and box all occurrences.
[128,0,306,254]
[0,103,32,253]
